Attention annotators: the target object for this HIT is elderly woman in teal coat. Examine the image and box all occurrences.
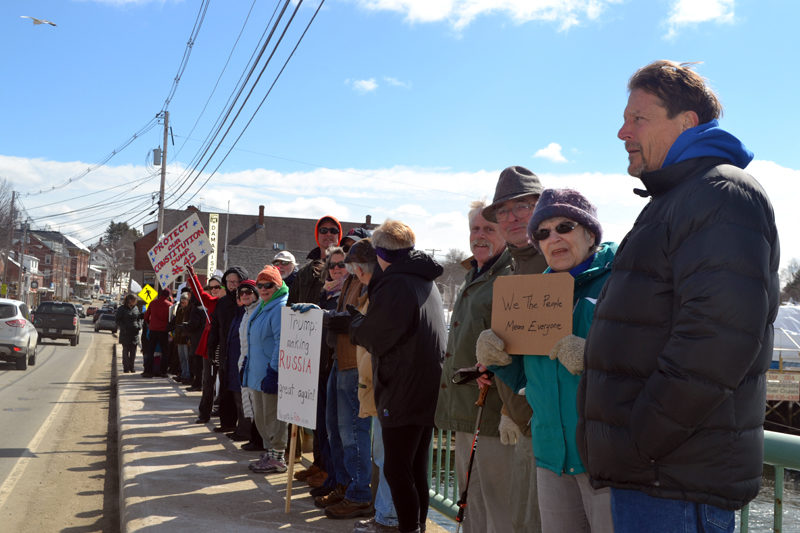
[477,189,616,533]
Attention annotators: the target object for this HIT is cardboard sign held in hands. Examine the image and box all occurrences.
[491,272,574,355]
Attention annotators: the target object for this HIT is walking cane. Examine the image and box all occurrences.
[454,382,490,533]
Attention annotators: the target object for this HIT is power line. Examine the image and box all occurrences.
[161,0,211,112]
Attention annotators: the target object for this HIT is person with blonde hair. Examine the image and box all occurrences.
[350,219,446,533]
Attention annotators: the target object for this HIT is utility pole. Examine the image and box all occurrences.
[2,191,14,292]
[17,221,27,304]
[156,111,169,240]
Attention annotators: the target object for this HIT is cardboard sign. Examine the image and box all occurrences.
[277,307,323,429]
[767,371,800,402]
[147,213,211,289]
[491,272,574,355]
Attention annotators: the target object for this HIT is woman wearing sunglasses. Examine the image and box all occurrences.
[242,265,290,474]
[477,188,617,533]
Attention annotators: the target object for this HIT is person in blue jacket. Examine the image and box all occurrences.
[477,189,616,533]
[242,265,289,474]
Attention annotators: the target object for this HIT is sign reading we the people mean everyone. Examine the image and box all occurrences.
[277,307,322,429]
[147,212,211,289]
[491,272,573,355]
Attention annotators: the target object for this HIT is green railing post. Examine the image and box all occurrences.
[774,465,784,533]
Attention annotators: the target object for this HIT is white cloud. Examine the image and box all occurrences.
[534,142,568,163]
[383,76,412,89]
[347,78,379,93]
[665,0,735,38]
[3,156,798,270]
[353,0,622,31]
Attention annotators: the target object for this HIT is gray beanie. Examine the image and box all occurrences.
[482,166,544,222]
[527,189,602,249]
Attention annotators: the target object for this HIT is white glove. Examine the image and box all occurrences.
[548,334,586,375]
[498,414,521,446]
[476,329,511,367]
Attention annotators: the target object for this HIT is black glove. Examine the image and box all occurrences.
[349,309,366,346]
[261,365,279,394]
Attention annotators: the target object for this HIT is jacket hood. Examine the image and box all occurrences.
[314,215,342,250]
[384,249,443,281]
[662,119,753,170]
[222,266,249,292]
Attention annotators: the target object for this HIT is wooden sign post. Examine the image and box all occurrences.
[491,272,574,355]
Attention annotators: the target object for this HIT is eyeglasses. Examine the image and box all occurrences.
[272,260,291,266]
[495,202,535,222]
[256,282,276,290]
[238,289,255,296]
[330,261,347,269]
[531,221,579,241]
[318,227,340,235]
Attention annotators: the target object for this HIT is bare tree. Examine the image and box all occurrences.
[97,221,141,294]
[0,178,13,253]
[444,247,468,265]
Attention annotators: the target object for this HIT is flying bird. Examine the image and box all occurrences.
[20,16,57,27]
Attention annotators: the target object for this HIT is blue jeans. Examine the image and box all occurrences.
[612,488,735,533]
[372,416,398,526]
[325,363,347,489]
[326,362,372,502]
[336,366,373,503]
[177,344,191,379]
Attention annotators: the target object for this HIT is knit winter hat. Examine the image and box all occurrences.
[237,279,257,292]
[256,265,283,287]
[527,189,602,248]
[482,166,544,222]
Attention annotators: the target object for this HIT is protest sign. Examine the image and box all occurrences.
[277,307,322,429]
[491,272,573,355]
[147,212,211,289]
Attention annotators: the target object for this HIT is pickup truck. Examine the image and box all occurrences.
[34,301,80,346]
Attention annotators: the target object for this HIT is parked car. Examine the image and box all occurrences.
[74,304,86,318]
[94,305,114,323]
[86,306,98,316]
[34,301,80,346]
[0,298,38,370]
[94,313,117,334]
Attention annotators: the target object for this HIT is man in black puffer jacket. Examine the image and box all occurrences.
[577,60,780,533]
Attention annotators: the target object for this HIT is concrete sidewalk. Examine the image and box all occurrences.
[116,347,452,532]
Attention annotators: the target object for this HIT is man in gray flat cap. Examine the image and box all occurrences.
[477,165,546,532]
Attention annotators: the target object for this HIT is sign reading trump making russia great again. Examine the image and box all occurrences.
[147,212,211,289]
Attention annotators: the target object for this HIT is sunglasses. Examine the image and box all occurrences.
[330,261,347,269]
[531,221,578,241]
[238,288,255,296]
[256,282,276,290]
[318,227,340,235]
[272,260,292,266]
[206,284,221,290]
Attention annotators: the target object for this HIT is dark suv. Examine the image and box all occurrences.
[34,301,80,346]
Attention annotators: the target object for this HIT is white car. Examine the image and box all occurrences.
[0,298,38,370]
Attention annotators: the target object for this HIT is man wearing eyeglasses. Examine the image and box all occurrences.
[288,215,342,490]
[272,251,298,288]
[475,165,547,532]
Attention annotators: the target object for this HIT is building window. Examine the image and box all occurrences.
[273,242,286,250]
[45,254,51,265]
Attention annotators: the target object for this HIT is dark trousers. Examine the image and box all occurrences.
[148,330,169,375]
[313,359,332,476]
[121,343,137,372]
[191,354,204,388]
[198,357,215,419]
[217,364,238,427]
[381,425,433,533]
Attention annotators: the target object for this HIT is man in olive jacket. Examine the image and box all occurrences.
[434,200,515,533]
[578,61,780,533]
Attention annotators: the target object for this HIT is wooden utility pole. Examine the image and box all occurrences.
[2,191,15,292]
[156,111,169,240]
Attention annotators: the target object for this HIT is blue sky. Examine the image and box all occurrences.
[2,0,799,274]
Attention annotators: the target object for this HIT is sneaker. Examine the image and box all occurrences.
[325,498,374,519]
[353,518,399,532]
[249,453,269,471]
[252,457,287,474]
[314,484,346,508]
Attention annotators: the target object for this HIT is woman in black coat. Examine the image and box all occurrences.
[115,294,142,374]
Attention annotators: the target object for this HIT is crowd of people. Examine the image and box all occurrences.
[113,60,779,533]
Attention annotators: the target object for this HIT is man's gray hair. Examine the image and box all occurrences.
[468,200,487,226]
[346,262,376,275]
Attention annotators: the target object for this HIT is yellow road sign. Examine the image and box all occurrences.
[138,284,157,307]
